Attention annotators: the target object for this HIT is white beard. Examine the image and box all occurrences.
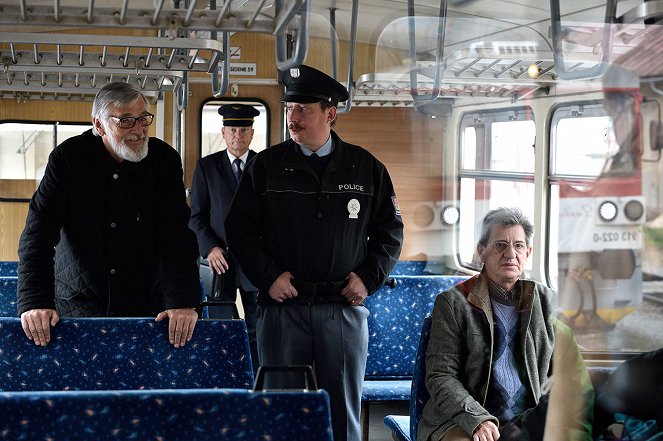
[109,134,149,162]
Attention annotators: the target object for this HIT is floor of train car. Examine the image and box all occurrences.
[369,402,408,441]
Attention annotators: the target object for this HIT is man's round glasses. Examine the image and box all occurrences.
[110,113,154,129]
[490,240,528,255]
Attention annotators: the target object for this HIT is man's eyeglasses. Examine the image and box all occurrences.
[110,113,154,129]
[490,240,528,255]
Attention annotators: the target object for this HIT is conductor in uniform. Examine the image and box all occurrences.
[189,103,261,372]
[225,65,404,441]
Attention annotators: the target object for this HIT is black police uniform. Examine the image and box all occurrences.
[226,65,403,441]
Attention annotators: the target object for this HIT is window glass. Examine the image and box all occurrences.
[460,113,535,173]
[458,109,535,271]
[552,115,615,177]
[548,102,663,352]
[0,122,90,199]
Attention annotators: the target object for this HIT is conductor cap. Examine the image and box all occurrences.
[218,104,260,127]
[281,65,350,107]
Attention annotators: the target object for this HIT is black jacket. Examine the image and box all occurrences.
[188,149,258,291]
[17,129,200,317]
[225,131,403,302]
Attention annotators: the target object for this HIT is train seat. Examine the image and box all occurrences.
[0,317,253,391]
[0,388,333,440]
[0,276,17,317]
[361,275,468,440]
[0,261,17,277]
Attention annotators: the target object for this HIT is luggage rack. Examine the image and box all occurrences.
[352,46,614,106]
[0,31,223,106]
[0,0,310,104]
[0,0,301,35]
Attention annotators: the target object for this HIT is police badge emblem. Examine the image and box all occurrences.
[347,198,360,219]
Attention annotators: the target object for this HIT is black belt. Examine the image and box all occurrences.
[287,279,348,305]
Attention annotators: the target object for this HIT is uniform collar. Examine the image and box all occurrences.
[299,135,334,157]
[227,150,250,164]
[281,130,350,172]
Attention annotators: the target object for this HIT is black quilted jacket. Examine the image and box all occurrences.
[17,129,200,317]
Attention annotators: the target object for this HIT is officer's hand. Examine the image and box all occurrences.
[155,308,197,348]
[21,309,59,346]
[207,246,229,275]
[268,271,298,302]
[341,272,368,305]
[473,420,500,441]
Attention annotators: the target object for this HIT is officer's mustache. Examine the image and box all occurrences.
[288,122,304,131]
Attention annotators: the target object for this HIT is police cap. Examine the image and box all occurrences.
[217,104,260,127]
[281,65,350,107]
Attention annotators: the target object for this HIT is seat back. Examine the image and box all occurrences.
[410,316,433,440]
[0,261,17,277]
[0,317,253,391]
[0,277,17,317]
[0,388,334,440]
[364,276,467,379]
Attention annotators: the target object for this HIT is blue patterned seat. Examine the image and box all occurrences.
[0,317,253,391]
[361,275,467,440]
[0,277,17,317]
[384,316,432,441]
[0,388,333,440]
[0,261,17,277]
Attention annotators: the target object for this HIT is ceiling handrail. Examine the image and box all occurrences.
[407,0,447,102]
[211,32,230,98]
[274,0,309,70]
[330,0,357,114]
[549,0,615,80]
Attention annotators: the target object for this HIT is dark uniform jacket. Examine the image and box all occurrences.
[225,130,403,303]
[17,129,200,317]
[189,149,258,292]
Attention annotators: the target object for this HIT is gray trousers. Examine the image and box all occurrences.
[257,303,369,441]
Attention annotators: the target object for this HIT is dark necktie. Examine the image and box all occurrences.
[233,158,243,183]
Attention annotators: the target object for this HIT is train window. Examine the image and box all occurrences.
[0,122,90,200]
[458,109,536,272]
[548,101,663,353]
[199,100,269,158]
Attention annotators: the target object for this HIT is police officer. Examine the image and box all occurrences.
[225,65,404,441]
[189,104,261,372]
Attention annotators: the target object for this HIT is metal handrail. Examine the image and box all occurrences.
[274,0,309,70]
[549,0,615,80]
[407,0,447,102]
[330,1,358,114]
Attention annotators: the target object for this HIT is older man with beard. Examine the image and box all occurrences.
[17,82,200,348]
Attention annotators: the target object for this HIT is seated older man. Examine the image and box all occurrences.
[418,207,593,441]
